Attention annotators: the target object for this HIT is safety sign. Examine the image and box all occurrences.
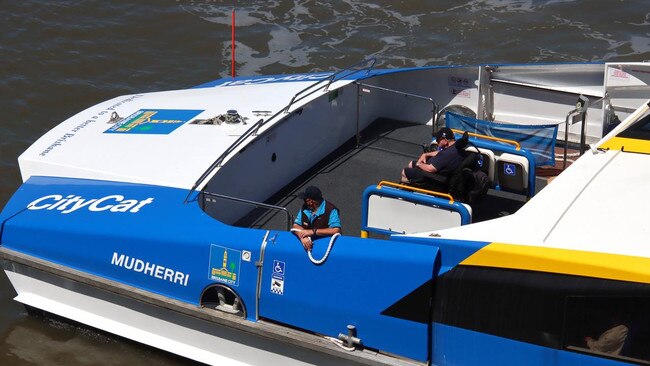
[270,260,286,295]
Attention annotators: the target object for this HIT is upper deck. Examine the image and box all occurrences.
[17,72,354,189]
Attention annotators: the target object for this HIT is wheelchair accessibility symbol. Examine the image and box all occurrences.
[273,260,285,276]
[504,163,516,176]
[271,260,286,296]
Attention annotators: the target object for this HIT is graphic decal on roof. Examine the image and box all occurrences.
[105,109,203,135]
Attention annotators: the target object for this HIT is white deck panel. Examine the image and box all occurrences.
[18,79,353,189]
[406,148,650,258]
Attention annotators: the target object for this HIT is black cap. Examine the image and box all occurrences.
[297,186,323,201]
[436,127,455,141]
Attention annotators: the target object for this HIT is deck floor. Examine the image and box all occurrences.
[236,118,532,236]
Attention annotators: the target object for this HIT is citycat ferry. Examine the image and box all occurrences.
[2,60,650,365]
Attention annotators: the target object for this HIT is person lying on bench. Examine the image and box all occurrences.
[401,127,464,184]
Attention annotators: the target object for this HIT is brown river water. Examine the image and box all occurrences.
[1,1,649,364]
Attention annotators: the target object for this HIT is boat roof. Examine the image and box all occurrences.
[18,73,355,190]
[18,61,612,190]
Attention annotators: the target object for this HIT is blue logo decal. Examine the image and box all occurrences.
[273,260,285,276]
[504,163,516,176]
[208,245,241,286]
[218,73,334,87]
[270,260,286,295]
[105,109,203,134]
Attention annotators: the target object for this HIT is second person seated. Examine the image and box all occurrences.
[400,127,464,185]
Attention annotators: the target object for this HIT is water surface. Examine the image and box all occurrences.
[1,1,649,364]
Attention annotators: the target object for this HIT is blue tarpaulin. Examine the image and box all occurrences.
[445,112,559,167]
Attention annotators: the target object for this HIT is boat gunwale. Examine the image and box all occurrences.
[0,246,425,366]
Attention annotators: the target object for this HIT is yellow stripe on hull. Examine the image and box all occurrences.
[460,243,650,284]
[599,136,650,154]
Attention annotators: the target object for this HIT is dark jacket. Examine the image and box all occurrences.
[299,201,338,230]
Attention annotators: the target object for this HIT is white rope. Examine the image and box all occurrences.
[290,229,340,265]
[308,233,340,265]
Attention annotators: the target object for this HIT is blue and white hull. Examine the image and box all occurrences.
[3,61,650,365]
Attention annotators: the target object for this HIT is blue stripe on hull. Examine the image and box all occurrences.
[0,176,441,361]
[0,176,265,314]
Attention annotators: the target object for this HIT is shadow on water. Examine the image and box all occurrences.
[0,301,201,366]
[2,0,650,364]
[0,272,22,335]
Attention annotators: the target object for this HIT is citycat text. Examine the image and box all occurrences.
[111,252,190,287]
[219,72,333,87]
[27,194,154,214]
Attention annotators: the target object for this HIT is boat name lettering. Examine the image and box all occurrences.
[219,73,333,87]
[27,194,154,214]
[111,252,190,286]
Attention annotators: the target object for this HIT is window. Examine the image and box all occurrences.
[435,264,650,364]
[564,296,650,364]
[618,111,650,141]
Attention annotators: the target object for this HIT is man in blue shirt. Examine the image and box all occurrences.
[400,127,464,183]
[292,186,341,251]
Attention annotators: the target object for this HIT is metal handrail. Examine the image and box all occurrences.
[565,95,605,127]
[562,95,605,168]
[184,118,264,203]
[202,191,293,230]
[377,181,454,203]
[285,58,377,113]
[355,82,438,137]
[324,58,377,91]
[490,77,603,99]
[184,58,378,203]
[450,128,521,150]
[255,230,271,320]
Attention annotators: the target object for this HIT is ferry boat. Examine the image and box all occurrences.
[2,60,650,365]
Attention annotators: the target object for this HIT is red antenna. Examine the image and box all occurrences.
[231,7,236,78]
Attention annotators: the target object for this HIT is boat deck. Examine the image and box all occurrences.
[235,118,563,236]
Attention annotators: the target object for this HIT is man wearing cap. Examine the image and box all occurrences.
[292,186,341,251]
[400,127,464,183]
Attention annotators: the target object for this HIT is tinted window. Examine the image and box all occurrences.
[618,112,650,141]
[564,296,650,363]
[434,265,650,362]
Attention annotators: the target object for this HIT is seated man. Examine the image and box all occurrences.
[401,127,465,184]
[292,186,341,251]
[585,313,628,356]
